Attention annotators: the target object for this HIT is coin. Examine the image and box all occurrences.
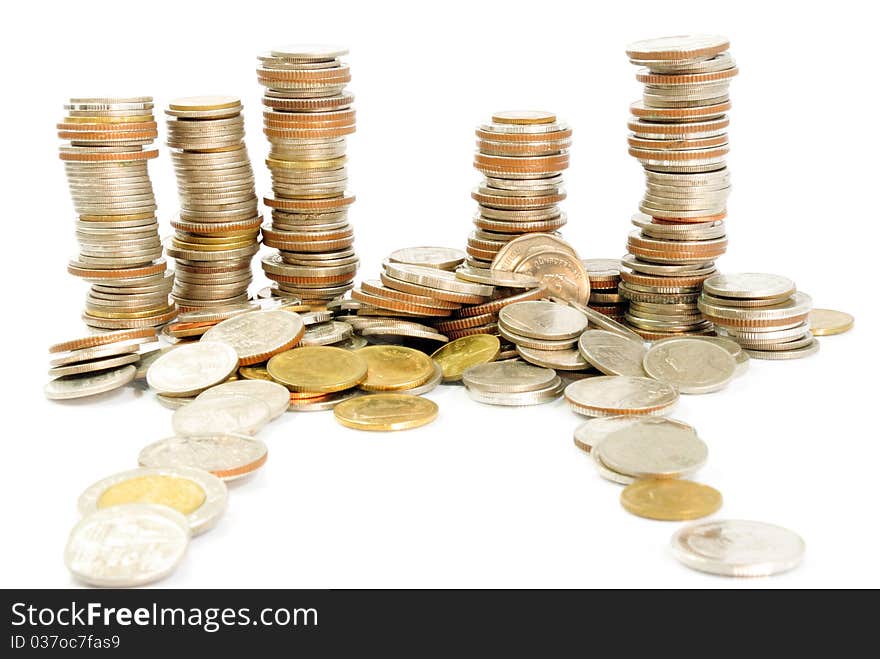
[577,330,647,377]
[466,377,563,406]
[431,334,500,381]
[620,479,722,520]
[78,466,227,536]
[703,273,795,300]
[671,520,805,577]
[809,308,854,336]
[564,376,678,417]
[498,300,587,340]
[462,360,557,393]
[146,341,239,396]
[64,504,190,587]
[44,364,136,400]
[510,250,590,304]
[643,337,736,394]
[267,345,367,392]
[138,434,268,481]
[200,310,305,365]
[388,246,466,270]
[172,393,273,436]
[354,345,436,391]
[626,35,730,61]
[195,379,290,419]
[333,393,438,431]
[515,345,589,371]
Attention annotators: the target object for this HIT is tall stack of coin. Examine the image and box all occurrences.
[256,45,358,306]
[621,36,737,338]
[467,111,571,272]
[165,96,260,311]
[58,97,174,329]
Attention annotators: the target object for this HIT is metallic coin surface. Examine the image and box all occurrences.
[498,300,587,340]
[516,345,589,371]
[643,337,736,394]
[201,310,305,365]
[593,416,706,479]
[267,346,368,392]
[462,360,557,393]
[809,308,854,336]
[578,330,647,377]
[65,504,190,587]
[565,376,678,416]
[146,341,239,396]
[621,479,722,520]
[431,334,500,381]
[333,393,438,431]
[465,377,563,406]
[403,361,443,396]
[172,393,272,436]
[195,379,290,419]
[138,434,268,481]
[512,250,590,304]
[354,345,436,391]
[388,246,466,270]
[703,273,795,300]
[44,364,136,400]
[671,520,805,577]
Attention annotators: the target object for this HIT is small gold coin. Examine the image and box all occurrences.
[333,393,438,431]
[492,110,556,125]
[620,480,722,521]
[266,346,367,392]
[809,308,854,336]
[97,475,206,515]
[354,346,435,391]
[431,334,500,381]
[239,364,275,382]
[169,95,241,111]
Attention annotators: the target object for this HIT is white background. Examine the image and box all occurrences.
[1,0,877,588]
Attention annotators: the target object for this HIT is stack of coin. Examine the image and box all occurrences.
[498,300,588,358]
[58,97,174,329]
[582,259,626,322]
[697,273,818,359]
[622,35,737,337]
[256,45,358,305]
[165,96,260,311]
[466,111,571,273]
[462,360,563,406]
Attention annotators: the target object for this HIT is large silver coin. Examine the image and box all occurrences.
[65,504,190,587]
[388,246,466,270]
[578,330,647,377]
[498,300,587,340]
[146,341,239,397]
[466,377,563,406]
[77,466,228,536]
[462,360,557,393]
[195,379,290,419]
[592,416,706,479]
[44,364,136,400]
[671,520,805,577]
[702,273,795,300]
[516,345,589,371]
[172,394,272,436]
[643,337,736,394]
[201,310,304,363]
[138,434,268,481]
[565,376,678,417]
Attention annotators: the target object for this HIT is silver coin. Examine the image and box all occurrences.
[49,339,145,367]
[388,246,466,270]
[195,379,290,419]
[498,300,587,340]
[454,265,540,289]
[44,364,137,400]
[671,520,805,577]
[742,339,820,360]
[300,310,334,325]
[578,330,647,377]
[138,434,268,481]
[643,337,736,394]
[172,393,273,436]
[48,352,140,378]
[564,300,644,342]
[335,334,369,350]
[497,324,577,351]
[462,360,557,393]
[703,272,796,300]
[516,345,589,371]
[77,466,228,536]
[64,504,190,587]
[699,292,812,322]
[565,376,678,417]
[466,377,563,406]
[146,341,239,396]
[299,320,353,346]
[156,393,194,410]
[593,416,706,479]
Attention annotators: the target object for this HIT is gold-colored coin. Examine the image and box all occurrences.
[431,334,500,381]
[64,114,154,124]
[96,475,206,515]
[333,393,438,431]
[354,345,435,391]
[809,308,854,336]
[620,480,722,521]
[492,110,556,125]
[239,364,275,382]
[266,346,367,392]
[169,95,241,112]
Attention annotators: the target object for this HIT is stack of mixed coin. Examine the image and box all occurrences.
[256,45,358,306]
[58,96,174,330]
[582,259,626,322]
[466,111,571,273]
[698,273,818,359]
[165,96,260,311]
[621,35,737,337]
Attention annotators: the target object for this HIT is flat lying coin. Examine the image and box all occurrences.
[267,346,368,392]
[643,337,736,394]
[578,330,647,377]
[809,308,854,336]
[466,376,563,406]
[404,361,443,396]
[195,379,290,419]
[201,310,305,365]
[565,376,678,417]
[593,416,706,479]
[388,246,466,270]
[431,334,500,381]
[703,272,795,300]
[621,479,722,520]
[65,503,190,587]
[499,300,587,340]
[147,341,239,396]
[516,345,589,371]
[288,389,360,412]
[671,519,805,577]
[138,434,268,481]
[44,364,136,400]
[462,360,557,393]
[172,393,272,436]
[354,345,435,391]
[77,466,227,536]
[334,393,438,431]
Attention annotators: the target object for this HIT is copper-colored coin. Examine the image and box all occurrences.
[263,193,354,211]
[635,67,738,85]
[473,153,569,172]
[49,328,157,354]
[457,286,547,318]
[59,149,159,163]
[264,126,356,139]
[360,280,460,309]
[379,273,485,305]
[262,93,354,112]
[433,313,497,333]
[630,100,731,120]
[626,35,729,61]
[68,259,167,279]
[351,289,450,317]
[472,189,566,208]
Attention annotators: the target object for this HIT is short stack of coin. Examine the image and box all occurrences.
[582,259,626,322]
[165,96,260,311]
[698,273,818,359]
[256,45,358,306]
[58,97,174,329]
[467,111,571,273]
[462,360,563,406]
[622,35,737,337]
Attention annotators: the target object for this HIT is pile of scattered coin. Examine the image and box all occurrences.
[165,96,261,311]
[465,111,571,272]
[256,45,358,305]
[58,96,174,329]
[698,273,818,359]
[621,34,737,337]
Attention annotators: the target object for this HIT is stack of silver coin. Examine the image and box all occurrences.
[621,35,737,339]
[466,111,571,273]
[256,45,358,306]
[462,360,564,406]
[58,97,175,329]
[498,300,588,365]
[165,96,260,312]
[697,273,818,359]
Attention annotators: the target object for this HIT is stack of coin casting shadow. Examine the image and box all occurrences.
[620,36,736,339]
[58,97,174,330]
[256,45,359,306]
